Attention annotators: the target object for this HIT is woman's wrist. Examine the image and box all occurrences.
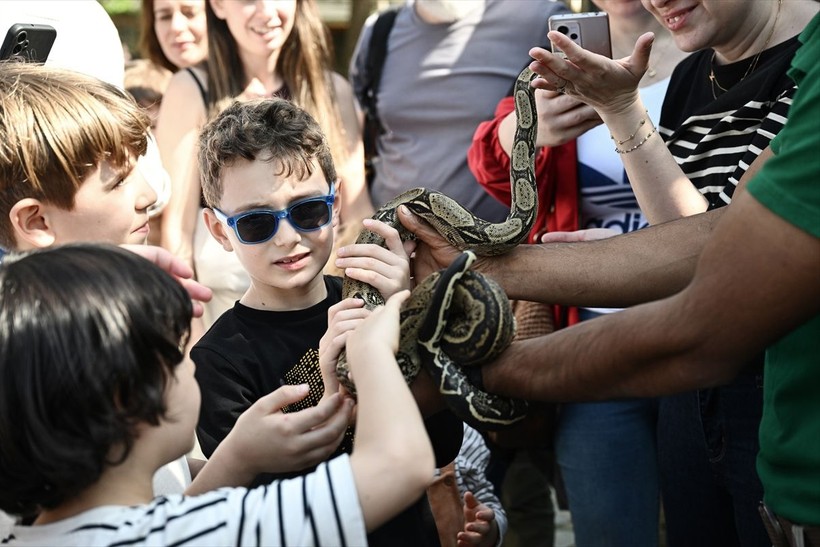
[599,98,651,146]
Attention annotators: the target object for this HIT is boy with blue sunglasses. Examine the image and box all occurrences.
[196,98,463,546]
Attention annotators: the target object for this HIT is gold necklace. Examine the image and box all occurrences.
[708,0,782,99]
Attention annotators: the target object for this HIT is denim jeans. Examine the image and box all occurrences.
[556,398,660,547]
[657,369,768,547]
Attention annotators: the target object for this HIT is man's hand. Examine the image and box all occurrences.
[396,205,473,281]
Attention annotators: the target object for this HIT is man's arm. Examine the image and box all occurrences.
[397,145,772,308]
[399,204,719,307]
[483,189,820,402]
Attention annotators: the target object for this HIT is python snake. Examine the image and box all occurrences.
[337,67,539,430]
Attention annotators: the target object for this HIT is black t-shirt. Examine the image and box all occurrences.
[192,275,462,546]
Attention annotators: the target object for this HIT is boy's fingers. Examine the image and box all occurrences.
[255,384,312,413]
[385,289,411,310]
[362,218,407,256]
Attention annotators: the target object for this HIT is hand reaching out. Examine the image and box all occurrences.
[319,298,370,398]
[501,88,601,150]
[187,383,354,495]
[335,218,416,298]
[121,244,212,317]
[224,384,352,474]
[396,206,469,282]
[457,491,500,547]
[528,30,655,116]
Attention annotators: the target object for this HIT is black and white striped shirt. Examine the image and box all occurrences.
[3,456,366,547]
[659,37,800,210]
[453,424,507,545]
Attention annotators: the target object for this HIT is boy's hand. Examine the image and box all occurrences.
[335,219,416,298]
[347,290,409,363]
[457,491,499,547]
[225,385,353,475]
[319,298,370,398]
[120,244,213,317]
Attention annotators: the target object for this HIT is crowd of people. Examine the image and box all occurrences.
[0,1,818,546]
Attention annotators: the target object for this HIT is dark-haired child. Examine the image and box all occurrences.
[0,244,432,545]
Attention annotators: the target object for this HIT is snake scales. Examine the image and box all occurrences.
[337,67,539,430]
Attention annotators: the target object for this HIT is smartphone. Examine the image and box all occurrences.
[0,23,57,63]
[548,12,611,59]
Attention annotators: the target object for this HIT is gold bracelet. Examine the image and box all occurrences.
[610,110,649,146]
[614,125,657,154]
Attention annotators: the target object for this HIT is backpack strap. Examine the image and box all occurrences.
[361,6,400,130]
[360,7,400,186]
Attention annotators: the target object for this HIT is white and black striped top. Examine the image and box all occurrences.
[2,456,366,547]
[453,424,507,545]
[659,37,801,210]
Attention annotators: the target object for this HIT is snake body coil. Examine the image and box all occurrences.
[337,67,539,430]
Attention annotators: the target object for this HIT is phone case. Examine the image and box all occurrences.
[0,23,57,63]
[548,12,611,59]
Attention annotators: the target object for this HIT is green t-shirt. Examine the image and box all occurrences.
[747,12,820,526]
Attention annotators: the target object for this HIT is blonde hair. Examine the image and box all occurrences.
[203,0,347,165]
[0,62,150,249]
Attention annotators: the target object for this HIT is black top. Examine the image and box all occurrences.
[193,275,462,546]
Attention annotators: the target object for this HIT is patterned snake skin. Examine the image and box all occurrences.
[336,67,539,430]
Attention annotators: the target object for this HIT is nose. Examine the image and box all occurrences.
[170,11,187,32]
[136,174,159,213]
[132,158,159,214]
[270,214,301,247]
[255,0,282,21]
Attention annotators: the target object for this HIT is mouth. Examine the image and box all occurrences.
[251,25,280,38]
[132,222,150,235]
[275,252,309,266]
[662,6,695,30]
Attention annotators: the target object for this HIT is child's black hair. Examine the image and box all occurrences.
[0,244,192,517]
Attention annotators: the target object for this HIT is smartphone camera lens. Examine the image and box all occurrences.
[557,25,569,35]
[17,31,27,44]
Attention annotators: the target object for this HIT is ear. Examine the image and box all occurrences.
[209,0,228,20]
[202,208,235,252]
[8,199,57,250]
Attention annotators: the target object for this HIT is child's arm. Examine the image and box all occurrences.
[345,290,435,531]
[457,491,501,547]
[334,219,417,298]
[185,385,353,495]
[318,297,369,400]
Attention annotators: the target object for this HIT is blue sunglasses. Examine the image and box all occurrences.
[213,184,335,244]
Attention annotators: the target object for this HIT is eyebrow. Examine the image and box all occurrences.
[232,189,330,214]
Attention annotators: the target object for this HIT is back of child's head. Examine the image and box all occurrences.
[124,59,173,111]
[0,61,150,250]
[0,244,192,518]
[198,98,337,208]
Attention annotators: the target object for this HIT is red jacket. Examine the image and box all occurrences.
[468,95,580,326]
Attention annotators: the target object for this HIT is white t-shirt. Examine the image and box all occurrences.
[4,455,366,547]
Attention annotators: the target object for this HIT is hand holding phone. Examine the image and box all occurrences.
[548,12,612,59]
